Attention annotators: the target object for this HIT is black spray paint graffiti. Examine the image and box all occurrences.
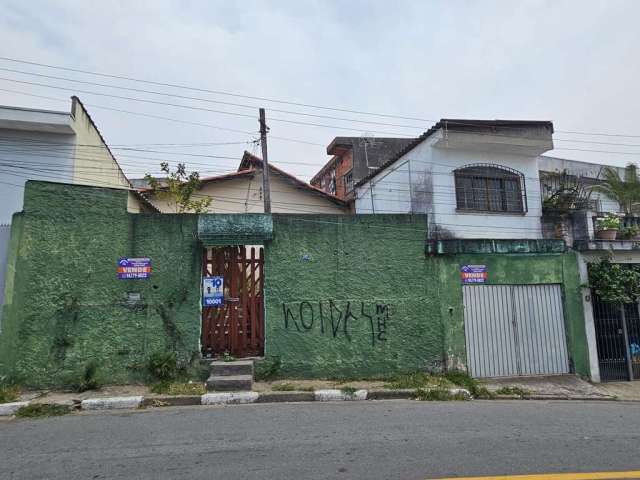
[282,300,390,346]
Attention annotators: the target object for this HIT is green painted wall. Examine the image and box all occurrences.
[263,214,444,379]
[434,252,589,377]
[0,181,201,387]
[0,181,590,386]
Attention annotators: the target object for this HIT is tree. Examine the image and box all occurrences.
[144,162,212,213]
[591,163,640,215]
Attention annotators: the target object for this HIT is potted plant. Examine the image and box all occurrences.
[595,214,621,240]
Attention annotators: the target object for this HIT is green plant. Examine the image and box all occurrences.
[413,388,468,401]
[494,386,530,397]
[15,403,71,418]
[69,361,100,393]
[222,352,237,362]
[618,225,640,240]
[150,381,206,395]
[596,213,621,231]
[340,386,358,397]
[541,170,592,213]
[384,372,451,390]
[144,162,212,213]
[588,255,640,304]
[254,357,281,381]
[443,369,493,399]
[147,351,178,381]
[0,385,20,404]
[591,164,640,215]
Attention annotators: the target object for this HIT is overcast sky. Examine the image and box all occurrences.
[1,0,639,181]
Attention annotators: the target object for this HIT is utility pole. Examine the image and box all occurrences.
[259,108,272,213]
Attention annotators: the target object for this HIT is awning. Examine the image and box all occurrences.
[197,214,273,246]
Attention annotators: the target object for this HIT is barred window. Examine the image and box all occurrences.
[344,170,354,194]
[454,164,527,213]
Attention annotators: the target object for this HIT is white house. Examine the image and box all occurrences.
[354,119,554,239]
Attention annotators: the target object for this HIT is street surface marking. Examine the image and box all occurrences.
[431,471,640,480]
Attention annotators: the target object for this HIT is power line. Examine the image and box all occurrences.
[0,77,415,137]
[0,56,434,122]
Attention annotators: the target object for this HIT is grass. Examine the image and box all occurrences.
[150,382,206,395]
[15,403,71,418]
[272,383,314,392]
[384,372,452,390]
[443,370,495,399]
[0,385,20,404]
[340,386,358,397]
[494,386,530,397]
[413,388,469,401]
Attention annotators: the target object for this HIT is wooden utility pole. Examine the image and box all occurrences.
[259,108,272,213]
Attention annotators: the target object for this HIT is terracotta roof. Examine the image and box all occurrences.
[136,169,256,193]
[354,118,554,188]
[239,151,347,207]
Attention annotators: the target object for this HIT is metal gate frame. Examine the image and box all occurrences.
[592,295,640,382]
[201,246,264,358]
[463,284,570,378]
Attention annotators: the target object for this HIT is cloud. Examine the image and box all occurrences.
[0,0,639,180]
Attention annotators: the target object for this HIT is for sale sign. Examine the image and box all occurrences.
[203,276,224,307]
[117,258,151,279]
[460,264,487,284]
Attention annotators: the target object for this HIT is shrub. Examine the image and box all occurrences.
[147,351,178,381]
[340,386,358,397]
[494,386,530,397]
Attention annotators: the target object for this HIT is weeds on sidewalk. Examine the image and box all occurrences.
[443,370,495,399]
[494,386,530,397]
[340,386,358,397]
[150,382,206,395]
[272,383,314,392]
[15,404,71,418]
[413,388,468,401]
[384,372,452,390]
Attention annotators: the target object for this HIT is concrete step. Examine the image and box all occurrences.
[207,374,253,392]
[209,360,254,377]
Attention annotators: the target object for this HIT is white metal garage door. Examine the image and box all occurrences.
[462,284,570,378]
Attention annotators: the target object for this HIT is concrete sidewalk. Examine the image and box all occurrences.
[481,374,614,399]
[595,381,640,401]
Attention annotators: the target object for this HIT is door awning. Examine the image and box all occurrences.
[197,214,273,246]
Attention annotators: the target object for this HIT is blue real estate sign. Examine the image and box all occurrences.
[460,264,488,284]
[117,257,151,279]
[203,276,224,307]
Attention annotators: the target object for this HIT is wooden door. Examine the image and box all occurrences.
[201,246,264,358]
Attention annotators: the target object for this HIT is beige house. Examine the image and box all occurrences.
[143,151,348,214]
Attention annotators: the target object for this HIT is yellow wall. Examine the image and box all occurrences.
[148,171,347,214]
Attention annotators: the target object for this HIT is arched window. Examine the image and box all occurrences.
[454,164,527,213]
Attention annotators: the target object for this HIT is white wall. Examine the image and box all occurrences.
[356,132,543,239]
[0,129,75,224]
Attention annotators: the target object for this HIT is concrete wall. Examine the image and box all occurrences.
[150,171,347,214]
[262,214,446,378]
[355,132,544,239]
[0,181,201,387]
[0,224,10,313]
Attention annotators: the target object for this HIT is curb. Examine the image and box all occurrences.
[81,396,143,411]
[0,389,625,416]
[0,401,29,416]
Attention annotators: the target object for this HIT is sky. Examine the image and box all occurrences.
[1,0,639,181]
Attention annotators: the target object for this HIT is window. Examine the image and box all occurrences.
[454,164,527,213]
[344,170,354,194]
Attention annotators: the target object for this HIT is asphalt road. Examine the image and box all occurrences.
[1,400,640,480]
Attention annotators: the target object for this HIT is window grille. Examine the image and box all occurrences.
[454,164,527,213]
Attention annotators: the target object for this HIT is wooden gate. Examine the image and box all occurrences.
[201,246,264,358]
